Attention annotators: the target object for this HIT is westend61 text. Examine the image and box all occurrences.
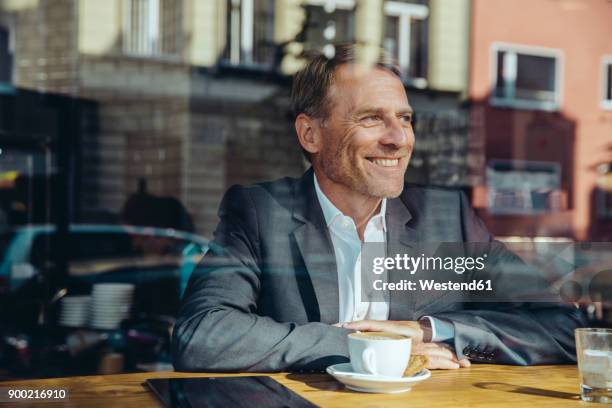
[373,279,493,291]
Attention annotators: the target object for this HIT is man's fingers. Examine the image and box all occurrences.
[415,341,452,350]
[341,320,424,342]
[342,320,388,332]
[414,342,450,352]
[426,355,460,370]
[459,358,471,368]
[414,343,456,361]
[415,346,456,361]
[414,342,471,368]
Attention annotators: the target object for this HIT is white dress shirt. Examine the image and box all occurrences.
[312,173,452,343]
[313,174,390,323]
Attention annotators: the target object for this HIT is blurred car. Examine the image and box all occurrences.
[0,224,208,311]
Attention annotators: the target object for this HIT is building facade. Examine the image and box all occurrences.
[468,0,612,240]
[0,0,473,236]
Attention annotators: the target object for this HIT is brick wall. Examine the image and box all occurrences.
[77,55,191,221]
[185,75,305,236]
[78,55,305,237]
[12,0,79,94]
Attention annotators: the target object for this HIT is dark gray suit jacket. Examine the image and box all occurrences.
[172,168,585,372]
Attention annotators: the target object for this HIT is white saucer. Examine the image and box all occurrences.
[326,363,431,394]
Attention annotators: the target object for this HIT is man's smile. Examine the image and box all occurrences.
[365,157,405,169]
[368,158,399,167]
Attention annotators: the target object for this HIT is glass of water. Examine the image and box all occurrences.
[576,328,612,403]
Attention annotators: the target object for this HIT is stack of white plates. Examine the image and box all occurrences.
[59,296,91,327]
[89,283,134,330]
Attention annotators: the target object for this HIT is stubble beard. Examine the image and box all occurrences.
[318,151,406,199]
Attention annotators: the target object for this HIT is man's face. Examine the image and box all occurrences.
[313,65,415,199]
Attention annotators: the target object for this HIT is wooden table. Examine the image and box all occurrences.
[0,365,599,407]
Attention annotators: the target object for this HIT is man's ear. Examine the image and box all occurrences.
[295,114,321,156]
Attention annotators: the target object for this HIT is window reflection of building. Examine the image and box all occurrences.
[0,0,468,239]
[596,164,612,220]
[296,0,430,83]
[408,109,473,187]
[486,160,563,215]
[0,0,481,377]
[492,43,562,111]
[302,0,355,54]
[0,24,13,91]
[221,0,431,81]
[383,1,428,86]
[123,0,162,56]
[123,0,182,57]
[224,0,276,67]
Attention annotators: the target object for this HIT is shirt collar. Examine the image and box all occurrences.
[313,172,387,231]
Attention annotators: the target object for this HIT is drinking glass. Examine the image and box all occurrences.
[576,328,612,403]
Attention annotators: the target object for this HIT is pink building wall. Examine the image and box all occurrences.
[469,0,612,239]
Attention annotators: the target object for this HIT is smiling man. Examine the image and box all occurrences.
[172,44,584,373]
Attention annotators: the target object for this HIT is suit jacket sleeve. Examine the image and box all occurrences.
[172,185,351,372]
[432,191,587,365]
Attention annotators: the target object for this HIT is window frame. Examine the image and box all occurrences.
[122,0,162,57]
[601,55,612,110]
[490,42,564,111]
[307,0,429,85]
[226,0,276,68]
[304,0,356,10]
[384,1,428,86]
[302,0,356,57]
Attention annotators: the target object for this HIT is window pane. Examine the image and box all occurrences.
[409,17,427,79]
[252,0,275,66]
[494,50,506,98]
[160,0,182,55]
[304,5,354,51]
[224,0,237,62]
[0,27,11,84]
[383,15,399,62]
[124,0,163,56]
[515,53,556,102]
[223,0,275,67]
[383,14,428,80]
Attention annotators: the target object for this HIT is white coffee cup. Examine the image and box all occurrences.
[348,331,412,377]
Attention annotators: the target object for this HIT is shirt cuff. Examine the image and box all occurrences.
[421,316,455,342]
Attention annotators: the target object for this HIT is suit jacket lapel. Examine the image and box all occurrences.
[291,169,340,324]
[289,170,421,323]
[386,193,419,320]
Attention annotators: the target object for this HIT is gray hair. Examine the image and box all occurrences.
[291,43,401,121]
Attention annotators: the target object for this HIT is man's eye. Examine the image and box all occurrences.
[399,115,413,124]
[362,115,381,124]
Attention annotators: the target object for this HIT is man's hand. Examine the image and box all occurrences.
[340,319,427,343]
[340,319,470,370]
[414,342,471,369]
